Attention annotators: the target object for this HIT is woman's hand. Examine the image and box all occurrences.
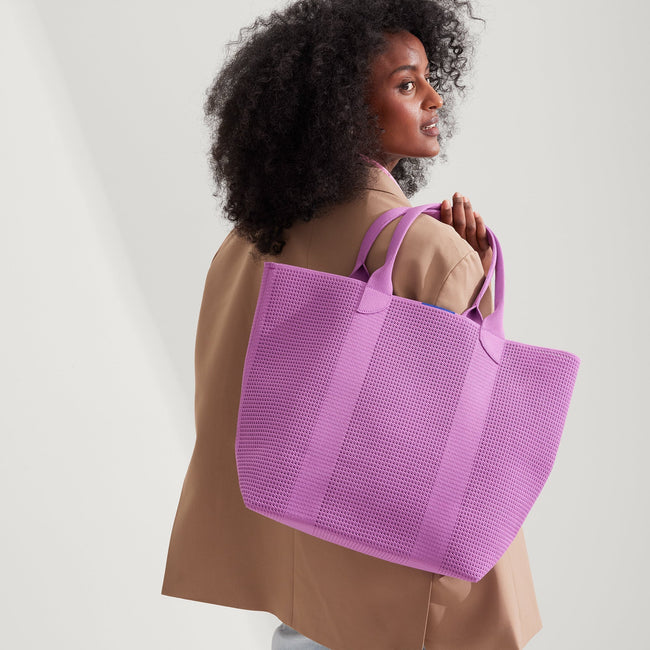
[440,192,493,277]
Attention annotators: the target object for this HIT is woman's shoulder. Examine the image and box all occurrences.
[399,209,478,266]
[365,189,480,275]
[364,193,486,313]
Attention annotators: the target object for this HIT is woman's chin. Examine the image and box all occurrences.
[414,138,440,158]
[428,141,440,157]
[418,145,440,159]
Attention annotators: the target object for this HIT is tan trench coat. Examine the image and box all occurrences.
[161,166,543,650]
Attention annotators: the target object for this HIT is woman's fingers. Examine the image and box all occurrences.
[475,212,490,251]
[440,199,453,225]
[474,211,493,276]
[441,194,490,262]
[463,197,478,250]
[452,193,466,239]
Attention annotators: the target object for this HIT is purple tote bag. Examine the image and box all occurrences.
[235,203,580,582]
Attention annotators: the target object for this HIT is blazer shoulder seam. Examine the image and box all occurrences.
[432,250,480,305]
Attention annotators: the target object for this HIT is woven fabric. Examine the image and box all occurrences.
[235,203,580,582]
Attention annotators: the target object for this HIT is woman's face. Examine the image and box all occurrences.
[365,30,443,172]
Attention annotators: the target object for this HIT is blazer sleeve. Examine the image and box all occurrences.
[436,251,495,318]
[390,214,495,319]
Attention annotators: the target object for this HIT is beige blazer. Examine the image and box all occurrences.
[161,167,543,650]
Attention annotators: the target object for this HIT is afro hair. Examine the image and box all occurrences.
[204,0,482,256]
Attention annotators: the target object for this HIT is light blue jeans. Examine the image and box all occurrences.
[271,623,330,649]
[271,622,426,650]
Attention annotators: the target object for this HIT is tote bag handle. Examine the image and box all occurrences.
[349,203,505,341]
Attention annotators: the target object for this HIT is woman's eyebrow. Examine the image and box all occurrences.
[389,63,431,76]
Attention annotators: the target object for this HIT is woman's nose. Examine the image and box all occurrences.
[425,85,443,109]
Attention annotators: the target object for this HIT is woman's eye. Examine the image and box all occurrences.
[400,76,436,92]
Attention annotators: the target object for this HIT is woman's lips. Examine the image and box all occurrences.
[421,124,439,136]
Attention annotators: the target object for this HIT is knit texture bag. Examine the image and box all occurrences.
[235,203,580,582]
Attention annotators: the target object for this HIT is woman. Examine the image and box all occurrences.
[161,1,543,648]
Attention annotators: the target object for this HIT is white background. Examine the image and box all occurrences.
[1,0,648,648]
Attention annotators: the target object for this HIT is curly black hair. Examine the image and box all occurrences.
[204,0,483,257]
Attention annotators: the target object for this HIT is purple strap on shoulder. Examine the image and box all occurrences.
[350,204,505,341]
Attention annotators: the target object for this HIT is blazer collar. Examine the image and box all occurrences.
[363,159,411,205]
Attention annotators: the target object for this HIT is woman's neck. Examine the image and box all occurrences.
[359,154,402,191]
